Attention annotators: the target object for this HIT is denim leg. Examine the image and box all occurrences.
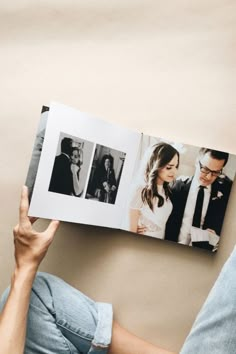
[180,246,236,354]
[0,272,113,354]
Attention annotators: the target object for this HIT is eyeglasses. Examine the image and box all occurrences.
[199,161,222,177]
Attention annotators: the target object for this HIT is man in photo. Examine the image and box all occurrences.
[88,154,117,204]
[49,137,75,195]
[96,154,117,204]
[165,148,232,251]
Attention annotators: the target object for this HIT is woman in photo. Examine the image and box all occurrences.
[70,147,83,197]
[71,147,83,169]
[128,142,179,239]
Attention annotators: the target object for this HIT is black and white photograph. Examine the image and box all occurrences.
[28,103,140,228]
[85,144,126,204]
[124,135,236,252]
[25,106,49,200]
[48,132,94,198]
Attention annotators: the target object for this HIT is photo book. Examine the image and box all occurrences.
[26,102,236,253]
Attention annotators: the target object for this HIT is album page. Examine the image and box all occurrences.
[28,102,141,229]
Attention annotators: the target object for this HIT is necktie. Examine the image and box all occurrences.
[192,186,205,228]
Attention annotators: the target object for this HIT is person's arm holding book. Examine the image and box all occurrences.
[0,187,177,354]
[0,186,60,354]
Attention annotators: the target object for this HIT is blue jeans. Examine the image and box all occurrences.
[180,246,236,353]
[0,272,113,354]
[1,247,236,353]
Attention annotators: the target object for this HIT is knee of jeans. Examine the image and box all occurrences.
[0,286,10,312]
[31,272,55,297]
[33,271,58,288]
[0,273,55,314]
[28,272,56,313]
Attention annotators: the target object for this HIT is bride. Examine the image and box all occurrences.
[128,142,179,239]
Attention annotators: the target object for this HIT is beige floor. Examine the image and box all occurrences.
[0,1,236,352]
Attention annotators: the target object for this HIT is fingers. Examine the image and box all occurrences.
[137,227,146,234]
[45,220,60,238]
[207,228,216,234]
[13,224,19,238]
[19,186,29,224]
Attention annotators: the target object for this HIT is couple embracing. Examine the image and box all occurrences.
[128,143,232,251]
[49,137,83,197]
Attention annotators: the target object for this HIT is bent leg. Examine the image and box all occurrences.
[0,272,176,354]
[32,276,174,354]
[180,246,236,354]
[1,272,113,354]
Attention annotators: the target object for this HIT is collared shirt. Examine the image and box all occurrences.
[178,176,211,245]
[62,152,70,159]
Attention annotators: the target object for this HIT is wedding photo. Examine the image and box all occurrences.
[124,135,236,252]
[48,132,94,198]
[85,144,126,205]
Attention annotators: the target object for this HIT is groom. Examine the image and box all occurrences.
[165,148,232,251]
[49,137,74,195]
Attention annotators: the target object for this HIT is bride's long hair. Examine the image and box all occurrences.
[141,143,179,211]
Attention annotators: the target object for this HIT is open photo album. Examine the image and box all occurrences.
[26,103,236,253]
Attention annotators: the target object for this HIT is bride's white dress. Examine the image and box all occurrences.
[129,184,173,239]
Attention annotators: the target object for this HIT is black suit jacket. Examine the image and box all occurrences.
[49,154,74,195]
[165,176,232,250]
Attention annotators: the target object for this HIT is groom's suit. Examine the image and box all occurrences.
[165,175,232,250]
[49,154,74,195]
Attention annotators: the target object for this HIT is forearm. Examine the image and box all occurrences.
[0,185,59,353]
[109,321,176,354]
[72,172,80,196]
[0,266,37,354]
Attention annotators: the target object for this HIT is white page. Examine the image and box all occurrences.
[29,102,141,228]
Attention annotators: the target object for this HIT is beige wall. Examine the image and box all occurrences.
[0,1,236,352]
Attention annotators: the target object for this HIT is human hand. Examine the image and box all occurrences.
[137,225,147,234]
[13,186,60,272]
[206,228,216,234]
[105,186,110,192]
[95,188,101,199]
[207,228,219,252]
[102,181,110,192]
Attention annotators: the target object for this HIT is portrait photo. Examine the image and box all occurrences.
[48,132,94,198]
[85,144,126,205]
[124,134,236,252]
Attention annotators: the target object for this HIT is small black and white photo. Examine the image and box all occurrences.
[85,144,126,204]
[48,132,94,198]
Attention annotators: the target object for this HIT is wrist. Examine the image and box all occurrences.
[13,264,38,285]
[10,266,37,307]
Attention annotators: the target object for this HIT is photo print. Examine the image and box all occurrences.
[124,135,236,252]
[48,132,94,198]
[85,144,126,205]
